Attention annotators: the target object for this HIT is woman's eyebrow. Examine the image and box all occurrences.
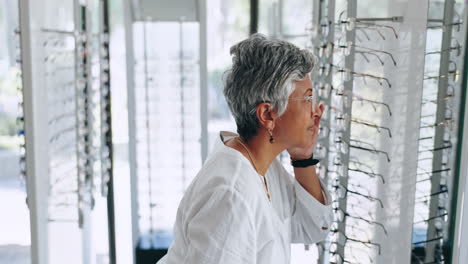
[303,88,313,94]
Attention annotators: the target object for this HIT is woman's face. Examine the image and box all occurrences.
[274,75,317,148]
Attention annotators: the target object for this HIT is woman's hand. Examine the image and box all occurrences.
[287,103,324,160]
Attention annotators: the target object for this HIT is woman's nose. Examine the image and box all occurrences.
[311,103,323,117]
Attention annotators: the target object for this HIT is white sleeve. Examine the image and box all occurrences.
[274,161,332,244]
[290,176,333,244]
[182,186,257,264]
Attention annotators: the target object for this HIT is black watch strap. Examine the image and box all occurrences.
[291,155,320,168]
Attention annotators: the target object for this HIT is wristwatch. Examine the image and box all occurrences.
[290,154,320,168]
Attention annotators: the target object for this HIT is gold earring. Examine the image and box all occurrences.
[268,129,274,144]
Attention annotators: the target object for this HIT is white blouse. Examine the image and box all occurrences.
[156,131,332,264]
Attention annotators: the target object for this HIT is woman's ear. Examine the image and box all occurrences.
[256,102,277,131]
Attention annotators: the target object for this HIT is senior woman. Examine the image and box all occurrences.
[157,33,332,264]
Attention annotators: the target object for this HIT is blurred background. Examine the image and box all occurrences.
[1,0,468,263]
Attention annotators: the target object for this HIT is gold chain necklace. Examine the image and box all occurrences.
[235,137,272,201]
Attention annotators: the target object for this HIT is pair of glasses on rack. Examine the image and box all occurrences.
[348,158,386,184]
[416,168,451,184]
[340,197,380,223]
[334,132,391,162]
[412,235,445,248]
[330,240,380,264]
[427,13,464,33]
[329,246,374,264]
[420,119,455,132]
[331,178,385,209]
[42,36,70,48]
[331,106,393,138]
[332,177,384,208]
[318,63,392,88]
[331,207,385,253]
[324,85,393,117]
[426,38,462,57]
[421,86,455,107]
[338,10,400,38]
[413,205,448,226]
[414,185,449,206]
[417,140,452,154]
[319,11,401,39]
[43,49,75,62]
[331,153,386,185]
[318,40,398,66]
[333,208,388,239]
[424,60,460,83]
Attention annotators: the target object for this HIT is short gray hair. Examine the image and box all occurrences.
[223,33,317,141]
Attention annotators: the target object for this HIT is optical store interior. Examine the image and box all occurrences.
[1,0,468,264]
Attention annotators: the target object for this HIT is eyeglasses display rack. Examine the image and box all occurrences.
[254,0,465,263]
[18,0,114,263]
[412,0,467,263]
[305,0,467,263]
